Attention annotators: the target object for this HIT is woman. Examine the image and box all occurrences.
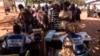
[59,1,72,22]
[49,3,60,30]
[35,5,46,29]
[65,23,91,55]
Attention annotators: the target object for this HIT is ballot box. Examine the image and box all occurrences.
[45,30,66,49]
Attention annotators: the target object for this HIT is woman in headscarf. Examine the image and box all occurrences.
[35,4,46,29]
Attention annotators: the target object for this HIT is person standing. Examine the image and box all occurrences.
[4,5,10,15]
[70,4,76,22]
[59,1,72,22]
[48,3,60,30]
[87,5,91,17]
[75,6,81,21]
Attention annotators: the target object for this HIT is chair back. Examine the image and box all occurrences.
[76,46,92,56]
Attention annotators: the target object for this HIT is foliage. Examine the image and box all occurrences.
[68,0,85,5]
[3,0,85,6]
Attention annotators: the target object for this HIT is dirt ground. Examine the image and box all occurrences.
[0,10,100,56]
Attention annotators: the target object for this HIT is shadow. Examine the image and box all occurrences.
[76,19,100,56]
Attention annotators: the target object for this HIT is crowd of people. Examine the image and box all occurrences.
[16,1,81,33]
[0,1,86,56]
[87,4,100,18]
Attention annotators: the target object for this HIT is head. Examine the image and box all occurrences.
[70,3,76,10]
[37,4,41,10]
[27,5,31,9]
[53,3,60,10]
[48,1,52,4]
[33,5,35,8]
[65,23,81,33]
[63,1,70,10]
[18,4,24,11]
[13,24,21,34]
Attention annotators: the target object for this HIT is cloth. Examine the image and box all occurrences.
[59,10,72,20]
[2,34,31,48]
[68,33,83,45]
[76,32,91,41]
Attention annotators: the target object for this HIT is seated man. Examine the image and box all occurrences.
[2,24,31,56]
[65,23,91,55]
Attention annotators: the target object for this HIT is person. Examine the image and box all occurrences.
[58,1,72,30]
[59,1,72,22]
[70,4,77,22]
[18,4,24,12]
[19,9,34,33]
[31,5,36,15]
[2,24,32,56]
[65,23,91,55]
[87,5,91,17]
[5,5,10,15]
[98,11,100,17]
[48,3,60,30]
[75,6,81,21]
[43,4,48,14]
[35,5,46,29]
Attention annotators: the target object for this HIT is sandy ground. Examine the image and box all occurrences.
[0,11,18,40]
[0,10,100,56]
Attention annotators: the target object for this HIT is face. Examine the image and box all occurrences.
[63,5,67,10]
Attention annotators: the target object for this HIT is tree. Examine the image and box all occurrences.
[68,0,85,5]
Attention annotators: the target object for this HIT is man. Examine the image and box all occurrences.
[5,5,10,15]
[2,24,31,56]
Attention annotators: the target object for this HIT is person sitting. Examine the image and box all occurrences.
[2,24,32,56]
[65,23,91,55]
